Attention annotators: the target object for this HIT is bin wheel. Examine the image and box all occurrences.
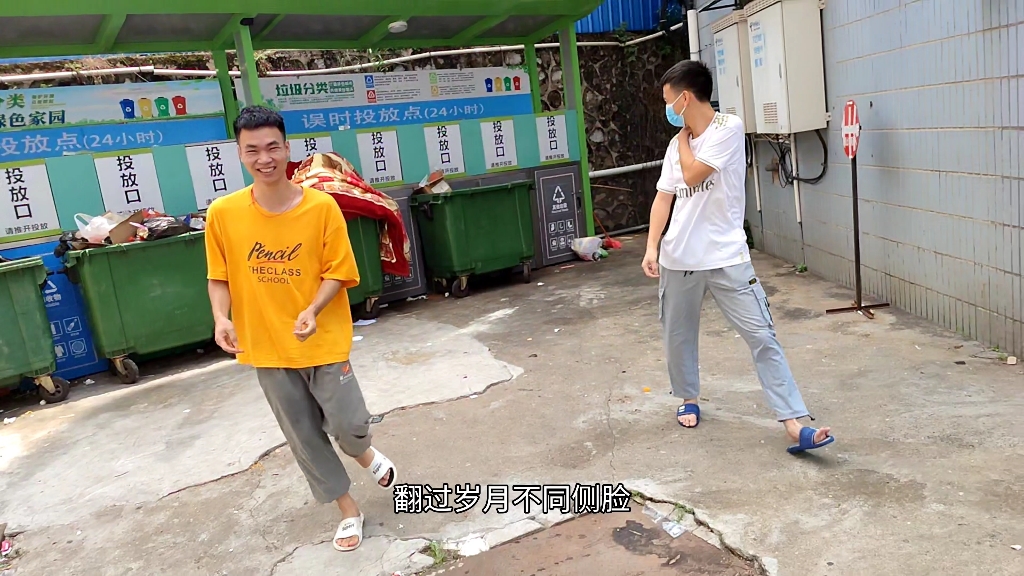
[38,376,71,404]
[353,298,381,321]
[364,298,381,320]
[117,358,140,385]
[521,263,532,284]
[451,277,470,299]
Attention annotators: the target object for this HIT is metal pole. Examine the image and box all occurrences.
[751,140,762,212]
[687,9,700,61]
[524,43,542,114]
[212,50,238,138]
[851,154,862,307]
[826,144,889,318]
[233,22,263,108]
[560,26,595,237]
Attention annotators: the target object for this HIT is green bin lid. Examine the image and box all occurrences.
[409,180,533,205]
[65,231,206,267]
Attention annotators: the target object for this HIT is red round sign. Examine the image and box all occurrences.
[842,100,860,159]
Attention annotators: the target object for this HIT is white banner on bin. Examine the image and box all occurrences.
[537,114,570,163]
[94,151,164,214]
[424,123,466,176]
[289,135,334,162]
[481,119,518,171]
[0,161,60,244]
[185,141,246,208]
[356,129,402,186]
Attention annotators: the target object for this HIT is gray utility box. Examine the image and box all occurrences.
[378,186,428,305]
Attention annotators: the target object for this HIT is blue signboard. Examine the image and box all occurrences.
[281,94,534,135]
[0,116,228,163]
[0,241,109,380]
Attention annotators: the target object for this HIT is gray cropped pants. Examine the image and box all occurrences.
[659,261,809,421]
[255,361,373,503]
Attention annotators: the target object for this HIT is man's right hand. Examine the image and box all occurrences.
[642,248,660,278]
[214,319,243,355]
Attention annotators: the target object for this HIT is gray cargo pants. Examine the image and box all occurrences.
[255,361,373,503]
[659,261,809,421]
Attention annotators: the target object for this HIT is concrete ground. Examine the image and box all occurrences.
[426,505,758,576]
[1,235,1022,576]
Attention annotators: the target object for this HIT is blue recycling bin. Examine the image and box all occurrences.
[0,241,109,380]
[119,98,136,120]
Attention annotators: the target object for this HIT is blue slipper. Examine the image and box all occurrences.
[676,404,700,428]
[787,427,835,454]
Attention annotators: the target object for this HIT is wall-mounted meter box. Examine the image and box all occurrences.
[712,11,756,134]
[744,0,827,134]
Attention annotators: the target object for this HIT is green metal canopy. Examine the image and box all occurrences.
[0,1,604,58]
[0,0,602,236]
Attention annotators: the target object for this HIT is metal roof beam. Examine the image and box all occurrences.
[450,15,508,44]
[253,14,287,42]
[527,14,578,44]
[93,14,126,52]
[212,13,257,50]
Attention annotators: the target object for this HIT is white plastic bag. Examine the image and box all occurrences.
[74,212,123,243]
[571,236,604,261]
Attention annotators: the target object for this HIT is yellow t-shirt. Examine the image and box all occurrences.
[205,186,359,369]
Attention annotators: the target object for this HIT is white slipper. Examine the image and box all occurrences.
[368,447,397,489]
[333,513,365,552]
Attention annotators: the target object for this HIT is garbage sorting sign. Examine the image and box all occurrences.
[241,67,534,133]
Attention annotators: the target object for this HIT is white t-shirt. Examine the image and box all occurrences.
[655,112,750,271]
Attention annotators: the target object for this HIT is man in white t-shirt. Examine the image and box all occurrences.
[642,60,834,454]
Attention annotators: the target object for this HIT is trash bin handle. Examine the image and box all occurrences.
[417,201,434,221]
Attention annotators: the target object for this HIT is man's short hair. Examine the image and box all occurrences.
[234,106,287,140]
[659,60,714,103]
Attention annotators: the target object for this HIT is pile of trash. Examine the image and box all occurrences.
[570,216,623,262]
[571,236,622,262]
[55,209,205,257]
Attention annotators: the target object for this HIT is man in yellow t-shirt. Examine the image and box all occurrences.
[205,106,396,553]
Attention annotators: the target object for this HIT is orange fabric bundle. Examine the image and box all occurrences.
[290,153,412,278]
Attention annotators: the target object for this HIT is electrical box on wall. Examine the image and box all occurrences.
[712,11,756,134]
[744,0,827,134]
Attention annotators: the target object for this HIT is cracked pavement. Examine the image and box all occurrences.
[2,236,1023,575]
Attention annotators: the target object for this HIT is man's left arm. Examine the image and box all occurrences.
[294,208,360,341]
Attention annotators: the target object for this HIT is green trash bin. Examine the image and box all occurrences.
[0,258,71,403]
[64,232,213,384]
[345,216,384,321]
[410,180,535,298]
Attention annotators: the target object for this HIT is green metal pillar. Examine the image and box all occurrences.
[212,50,238,137]
[233,23,263,108]
[559,27,594,237]
[524,43,543,114]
